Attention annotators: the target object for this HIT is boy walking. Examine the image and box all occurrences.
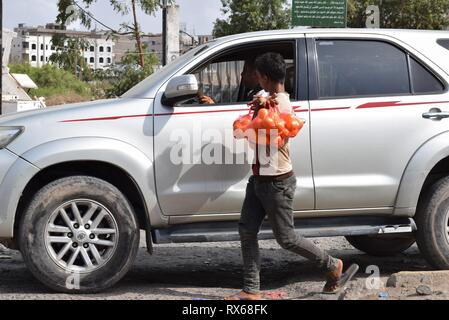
[226,52,357,300]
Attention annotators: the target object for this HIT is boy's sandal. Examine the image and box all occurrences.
[322,263,359,294]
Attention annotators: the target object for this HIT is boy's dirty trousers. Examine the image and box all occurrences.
[239,174,339,294]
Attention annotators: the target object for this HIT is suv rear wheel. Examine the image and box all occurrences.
[416,176,449,269]
[18,176,140,293]
[345,234,415,256]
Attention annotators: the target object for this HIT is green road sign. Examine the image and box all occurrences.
[292,0,347,28]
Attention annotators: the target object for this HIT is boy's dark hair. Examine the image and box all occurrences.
[254,52,286,83]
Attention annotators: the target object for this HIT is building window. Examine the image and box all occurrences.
[40,44,44,50]
[40,56,44,61]
[90,57,94,63]
[22,42,29,49]
[107,57,111,64]
[31,43,36,50]
[99,57,104,63]
[46,57,48,61]
[45,45,48,50]
[90,46,94,52]
[107,46,111,52]
[31,55,36,61]
[99,46,104,52]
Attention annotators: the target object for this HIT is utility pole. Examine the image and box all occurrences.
[162,0,168,66]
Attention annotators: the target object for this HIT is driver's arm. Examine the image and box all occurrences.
[199,95,215,104]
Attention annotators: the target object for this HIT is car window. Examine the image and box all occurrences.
[316,40,410,98]
[195,60,245,104]
[409,57,445,94]
[183,41,297,105]
[192,58,296,104]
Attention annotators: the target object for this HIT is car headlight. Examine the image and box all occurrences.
[0,127,24,149]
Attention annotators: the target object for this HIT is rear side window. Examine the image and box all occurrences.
[409,57,444,94]
[316,40,410,98]
[316,40,445,98]
[437,39,449,50]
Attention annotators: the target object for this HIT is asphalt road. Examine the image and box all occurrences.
[0,233,437,300]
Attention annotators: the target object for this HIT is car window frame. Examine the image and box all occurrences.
[175,39,300,107]
[307,37,448,101]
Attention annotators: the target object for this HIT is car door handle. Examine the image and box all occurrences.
[422,108,449,120]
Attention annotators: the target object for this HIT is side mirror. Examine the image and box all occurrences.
[162,74,199,106]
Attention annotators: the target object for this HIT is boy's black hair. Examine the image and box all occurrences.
[254,52,286,83]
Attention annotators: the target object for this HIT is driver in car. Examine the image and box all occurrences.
[199,59,268,104]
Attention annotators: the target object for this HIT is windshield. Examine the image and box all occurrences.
[121,44,210,99]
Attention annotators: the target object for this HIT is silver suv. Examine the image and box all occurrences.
[1,28,449,293]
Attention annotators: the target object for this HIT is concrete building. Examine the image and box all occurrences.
[115,34,163,64]
[197,35,213,45]
[10,23,114,70]
[2,29,17,66]
[116,32,213,66]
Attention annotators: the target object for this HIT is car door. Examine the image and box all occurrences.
[153,37,315,216]
[306,34,449,210]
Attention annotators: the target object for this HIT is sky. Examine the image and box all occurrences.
[3,0,226,35]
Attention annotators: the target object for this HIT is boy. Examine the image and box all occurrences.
[226,52,357,300]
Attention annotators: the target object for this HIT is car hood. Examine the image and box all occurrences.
[1,97,154,156]
[0,98,126,125]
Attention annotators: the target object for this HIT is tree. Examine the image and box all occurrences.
[56,0,174,67]
[347,0,449,29]
[49,34,90,80]
[213,0,291,37]
[104,47,159,97]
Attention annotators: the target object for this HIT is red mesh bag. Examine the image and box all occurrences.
[233,96,304,147]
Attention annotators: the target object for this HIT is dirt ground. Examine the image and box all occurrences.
[0,232,447,300]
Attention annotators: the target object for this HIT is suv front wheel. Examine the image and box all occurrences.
[18,176,140,293]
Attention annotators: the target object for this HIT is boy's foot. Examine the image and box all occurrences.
[322,260,359,294]
[324,259,343,291]
[224,290,263,300]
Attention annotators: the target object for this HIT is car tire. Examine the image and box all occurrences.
[18,176,140,293]
[345,234,415,257]
[416,176,449,269]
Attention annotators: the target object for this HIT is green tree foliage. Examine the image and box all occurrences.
[347,0,449,29]
[103,48,159,97]
[8,63,91,101]
[213,0,291,37]
[49,34,90,79]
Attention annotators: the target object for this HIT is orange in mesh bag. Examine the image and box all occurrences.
[233,96,304,147]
